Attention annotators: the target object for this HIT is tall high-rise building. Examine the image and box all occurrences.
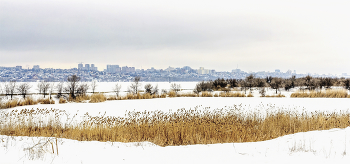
[78,63,83,70]
[121,66,135,73]
[85,64,90,71]
[106,65,120,73]
[33,65,40,70]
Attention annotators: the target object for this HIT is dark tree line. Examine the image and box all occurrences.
[193,75,350,94]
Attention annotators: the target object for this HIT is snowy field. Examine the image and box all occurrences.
[1,82,350,163]
[1,127,350,164]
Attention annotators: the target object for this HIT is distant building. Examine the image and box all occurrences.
[77,63,97,71]
[16,66,22,70]
[275,69,280,73]
[78,63,83,70]
[198,67,210,74]
[122,66,135,73]
[165,66,175,72]
[33,65,40,70]
[85,64,90,71]
[232,69,241,73]
[106,65,120,73]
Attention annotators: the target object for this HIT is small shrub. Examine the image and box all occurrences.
[38,98,55,104]
[200,91,213,97]
[106,96,118,100]
[90,93,107,103]
[18,97,38,106]
[247,93,254,97]
[160,93,167,98]
[168,91,176,97]
[4,99,19,108]
[59,98,67,104]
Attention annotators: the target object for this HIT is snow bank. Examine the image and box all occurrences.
[1,127,350,164]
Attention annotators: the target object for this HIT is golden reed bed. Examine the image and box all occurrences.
[1,107,350,146]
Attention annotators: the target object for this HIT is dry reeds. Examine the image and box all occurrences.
[2,107,348,147]
[178,93,198,97]
[17,97,38,106]
[264,94,285,98]
[291,89,349,98]
[37,98,55,104]
[2,99,19,109]
[59,98,67,104]
[168,91,177,97]
[89,93,107,103]
[0,97,39,109]
[219,92,246,97]
[200,91,213,97]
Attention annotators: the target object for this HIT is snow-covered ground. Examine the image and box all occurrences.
[1,82,350,163]
[1,127,350,164]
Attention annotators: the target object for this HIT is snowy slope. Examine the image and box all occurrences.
[1,127,350,164]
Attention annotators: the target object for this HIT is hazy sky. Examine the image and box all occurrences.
[1,0,350,74]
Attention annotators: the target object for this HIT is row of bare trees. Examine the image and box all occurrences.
[194,75,350,94]
[0,75,98,100]
[111,76,181,97]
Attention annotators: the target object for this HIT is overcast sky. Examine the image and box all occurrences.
[1,0,350,74]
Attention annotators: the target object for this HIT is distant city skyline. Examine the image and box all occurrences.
[1,63,348,76]
[1,1,350,74]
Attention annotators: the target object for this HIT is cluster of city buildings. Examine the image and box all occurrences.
[0,64,347,82]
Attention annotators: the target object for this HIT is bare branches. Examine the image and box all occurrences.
[55,82,64,98]
[128,76,141,95]
[16,83,32,99]
[113,83,122,97]
[170,83,181,94]
[38,81,50,98]
[65,75,81,99]
[5,81,16,100]
[90,80,98,94]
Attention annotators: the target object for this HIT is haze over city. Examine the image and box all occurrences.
[1,0,350,74]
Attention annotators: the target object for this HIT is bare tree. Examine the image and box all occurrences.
[144,84,153,94]
[128,76,141,95]
[343,78,350,90]
[65,75,81,99]
[113,83,122,97]
[90,80,98,94]
[49,82,55,99]
[56,82,64,98]
[239,80,248,94]
[144,84,158,95]
[170,83,181,94]
[227,79,238,88]
[76,83,89,96]
[5,81,17,100]
[259,87,266,97]
[37,82,42,95]
[17,83,32,99]
[38,81,50,98]
[270,78,283,94]
[304,75,312,90]
[152,84,159,95]
[256,78,266,88]
[245,74,256,92]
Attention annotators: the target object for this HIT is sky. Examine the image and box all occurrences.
[1,0,350,74]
